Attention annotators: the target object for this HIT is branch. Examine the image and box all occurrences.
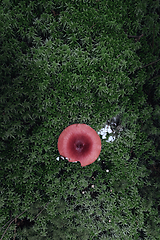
[0,210,27,240]
[1,201,50,240]
[33,201,50,221]
[140,58,160,69]
[128,34,144,42]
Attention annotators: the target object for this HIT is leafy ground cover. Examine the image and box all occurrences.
[0,0,160,239]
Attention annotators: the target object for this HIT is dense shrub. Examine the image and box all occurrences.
[0,0,160,239]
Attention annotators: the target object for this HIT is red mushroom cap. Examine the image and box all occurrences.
[58,124,101,167]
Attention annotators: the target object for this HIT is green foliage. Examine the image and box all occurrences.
[0,0,160,239]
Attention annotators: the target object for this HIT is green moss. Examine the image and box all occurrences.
[0,0,160,239]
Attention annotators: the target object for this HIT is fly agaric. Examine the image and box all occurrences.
[58,124,101,167]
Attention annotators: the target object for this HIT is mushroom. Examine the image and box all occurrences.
[58,124,101,167]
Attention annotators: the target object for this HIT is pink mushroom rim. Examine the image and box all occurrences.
[58,124,101,167]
